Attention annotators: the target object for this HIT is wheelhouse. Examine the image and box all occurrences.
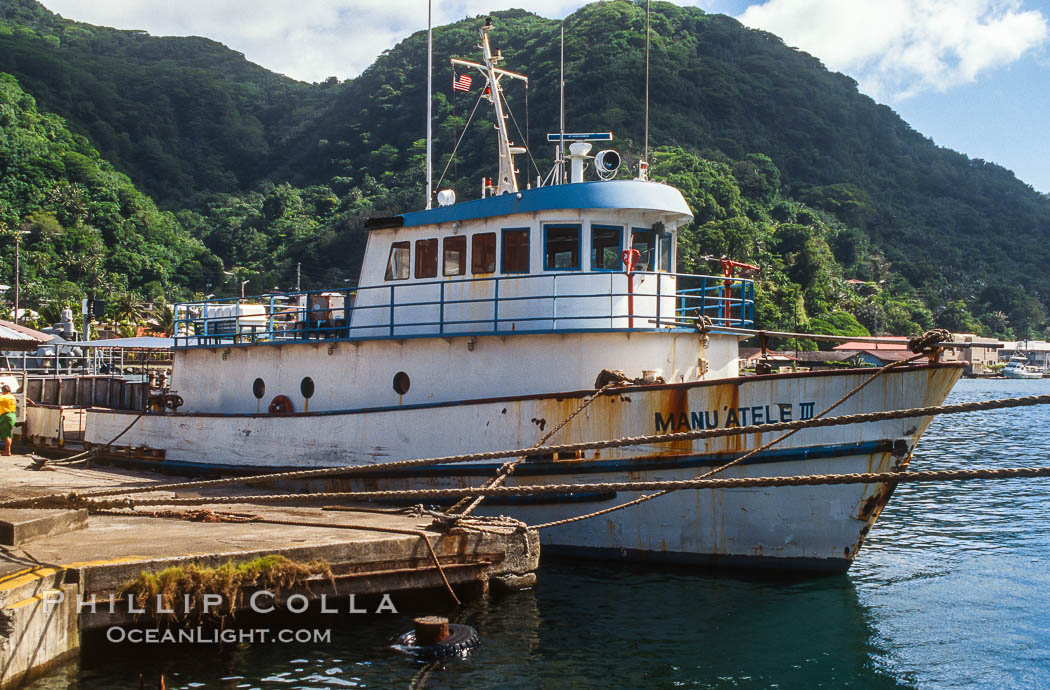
[173,181,754,347]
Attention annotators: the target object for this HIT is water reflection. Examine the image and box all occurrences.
[855,378,1050,688]
[492,562,899,690]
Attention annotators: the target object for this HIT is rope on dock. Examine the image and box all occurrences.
[92,509,262,523]
[246,518,463,607]
[94,508,464,605]
[31,408,148,469]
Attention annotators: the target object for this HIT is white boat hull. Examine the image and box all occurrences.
[85,363,962,572]
[1002,369,1042,379]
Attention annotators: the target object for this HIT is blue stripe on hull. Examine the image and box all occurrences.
[400,439,898,477]
[92,439,897,480]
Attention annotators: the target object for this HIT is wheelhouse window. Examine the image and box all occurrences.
[631,229,655,271]
[658,232,674,274]
[385,241,410,281]
[544,224,580,271]
[591,225,622,271]
[443,235,466,276]
[471,232,496,274]
[501,228,530,273]
[415,238,437,279]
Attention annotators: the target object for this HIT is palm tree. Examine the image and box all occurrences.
[110,292,150,335]
[151,303,175,336]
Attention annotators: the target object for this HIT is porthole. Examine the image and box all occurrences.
[252,378,265,399]
[393,371,411,395]
[300,376,315,399]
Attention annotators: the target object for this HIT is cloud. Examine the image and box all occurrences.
[43,0,584,83]
[736,0,1049,100]
[41,0,1049,94]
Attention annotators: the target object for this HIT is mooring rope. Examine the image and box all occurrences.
[530,352,924,530]
[673,322,965,349]
[18,466,1050,512]
[449,381,618,517]
[8,390,1050,511]
[31,407,148,468]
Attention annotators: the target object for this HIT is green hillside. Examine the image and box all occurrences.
[0,0,1048,340]
[0,0,329,207]
[0,72,221,320]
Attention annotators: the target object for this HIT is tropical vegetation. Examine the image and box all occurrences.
[0,0,1047,341]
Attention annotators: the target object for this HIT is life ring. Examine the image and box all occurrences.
[391,623,479,659]
[268,394,294,415]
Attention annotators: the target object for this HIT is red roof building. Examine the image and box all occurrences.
[0,319,54,351]
[833,336,909,351]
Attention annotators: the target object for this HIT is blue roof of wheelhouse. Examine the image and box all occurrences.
[398,180,694,228]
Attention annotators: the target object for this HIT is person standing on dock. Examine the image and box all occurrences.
[0,385,17,456]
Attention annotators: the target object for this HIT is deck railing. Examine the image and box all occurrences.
[172,271,754,347]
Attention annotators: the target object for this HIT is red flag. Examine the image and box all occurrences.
[453,73,472,92]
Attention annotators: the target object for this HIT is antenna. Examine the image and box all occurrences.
[425,0,433,209]
[450,19,529,195]
[559,23,566,184]
[643,0,650,176]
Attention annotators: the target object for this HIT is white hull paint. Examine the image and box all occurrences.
[86,363,963,572]
[172,330,739,415]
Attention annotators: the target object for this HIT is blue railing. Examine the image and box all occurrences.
[172,272,754,348]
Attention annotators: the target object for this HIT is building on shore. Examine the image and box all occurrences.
[947,334,1003,375]
[831,335,1002,376]
[832,337,915,367]
[998,340,1050,370]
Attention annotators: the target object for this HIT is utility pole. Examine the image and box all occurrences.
[13,230,29,324]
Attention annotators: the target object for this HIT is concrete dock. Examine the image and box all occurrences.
[0,453,539,688]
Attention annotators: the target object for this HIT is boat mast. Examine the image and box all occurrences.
[559,23,566,184]
[451,19,528,196]
[643,0,650,179]
[425,0,433,209]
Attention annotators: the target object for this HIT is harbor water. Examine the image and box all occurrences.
[30,378,1050,688]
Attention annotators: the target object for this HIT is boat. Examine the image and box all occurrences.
[1002,353,1042,379]
[82,22,964,573]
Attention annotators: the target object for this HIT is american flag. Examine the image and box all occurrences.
[453,73,472,92]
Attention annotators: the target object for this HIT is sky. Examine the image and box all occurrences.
[39,0,1050,193]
